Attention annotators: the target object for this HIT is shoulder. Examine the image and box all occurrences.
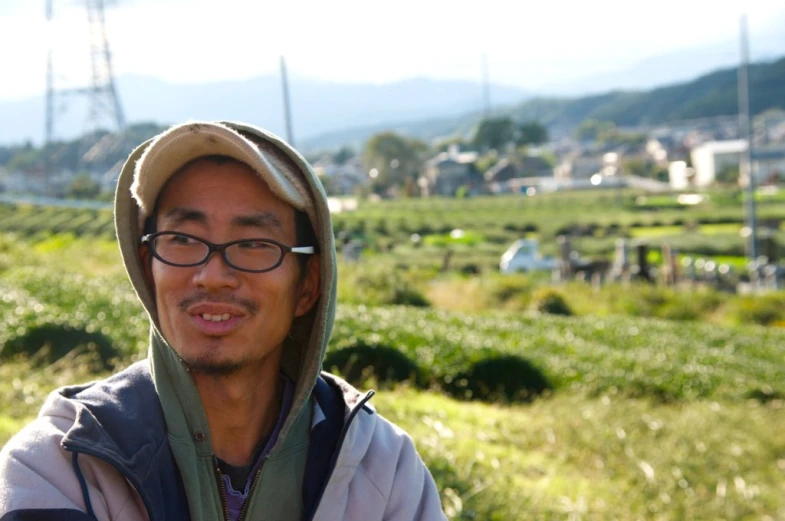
[0,361,158,519]
[316,374,446,520]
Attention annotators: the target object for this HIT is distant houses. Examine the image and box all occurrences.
[423,145,479,196]
[4,110,785,200]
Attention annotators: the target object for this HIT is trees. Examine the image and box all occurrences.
[516,121,549,146]
[362,132,427,196]
[67,173,101,199]
[472,118,549,151]
[472,118,516,151]
[621,158,669,182]
[333,146,355,165]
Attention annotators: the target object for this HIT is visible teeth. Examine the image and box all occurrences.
[201,313,232,322]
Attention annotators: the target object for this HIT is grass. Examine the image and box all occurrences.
[2,354,783,520]
[375,389,785,520]
[3,223,785,518]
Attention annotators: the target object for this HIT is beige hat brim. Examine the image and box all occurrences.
[131,121,309,220]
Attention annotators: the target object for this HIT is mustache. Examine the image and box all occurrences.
[178,292,260,315]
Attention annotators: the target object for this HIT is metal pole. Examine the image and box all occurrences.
[44,0,54,197]
[280,56,294,146]
[482,53,491,116]
[738,13,759,260]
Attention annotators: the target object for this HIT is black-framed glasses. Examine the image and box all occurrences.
[141,231,316,273]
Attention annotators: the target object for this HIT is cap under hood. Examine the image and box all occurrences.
[114,121,337,455]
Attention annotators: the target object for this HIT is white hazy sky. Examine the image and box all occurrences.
[1,0,784,101]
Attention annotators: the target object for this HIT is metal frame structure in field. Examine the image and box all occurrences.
[45,0,125,194]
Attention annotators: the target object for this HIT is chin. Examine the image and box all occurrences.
[181,355,245,376]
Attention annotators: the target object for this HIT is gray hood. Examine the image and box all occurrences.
[113,120,337,452]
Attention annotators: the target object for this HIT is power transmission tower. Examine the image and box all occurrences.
[45,0,125,194]
[84,0,126,132]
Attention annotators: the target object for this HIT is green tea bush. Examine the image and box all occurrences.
[531,288,572,316]
[728,294,785,326]
[443,355,552,402]
[2,324,117,368]
[337,263,430,307]
[323,341,425,387]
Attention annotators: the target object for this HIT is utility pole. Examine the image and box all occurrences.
[45,0,54,196]
[482,53,491,117]
[280,56,294,146]
[738,13,759,261]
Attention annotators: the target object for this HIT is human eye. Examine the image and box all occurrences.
[161,233,199,246]
[238,240,276,250]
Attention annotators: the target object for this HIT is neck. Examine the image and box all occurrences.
[193,362,284,466]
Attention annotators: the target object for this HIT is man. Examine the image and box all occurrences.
[0,121,446,521]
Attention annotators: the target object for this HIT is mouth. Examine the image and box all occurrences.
[186,304,248,336]
[190,313,244,336]
[199,312,233,322]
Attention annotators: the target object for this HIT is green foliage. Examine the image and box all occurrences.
[2,324,117,368]
[362,132,427,195]
[716,163,741,185]
[516,121,549,146]
[323,341,425,387]
[328,304,785,402]
[728,294,785,326]
[576,119,617,141]
[66,173,101,199]
[531,288,573,316]
[422,230,484,248]
[622,157,669,182]
[337,263,430,307]
[444,355,552,402]
[507,57,785,131]
[4,232,785,519]
[473,153,499,174]
[332,146,355,165]
[472,118,516,151]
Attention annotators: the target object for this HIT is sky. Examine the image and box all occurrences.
[1,0,784,101]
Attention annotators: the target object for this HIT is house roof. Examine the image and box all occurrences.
[425,150,478,168]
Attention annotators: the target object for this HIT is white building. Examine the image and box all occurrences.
[690,140,785,187]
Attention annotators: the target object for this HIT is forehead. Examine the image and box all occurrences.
[154,157,296,227]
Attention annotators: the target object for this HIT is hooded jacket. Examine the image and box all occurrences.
[0,122,447,521]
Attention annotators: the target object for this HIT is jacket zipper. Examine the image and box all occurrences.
[65,390,375,521]
[214,465,232,521]
[305,390,376,521]
[237,465,263,521]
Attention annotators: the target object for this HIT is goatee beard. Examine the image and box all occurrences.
[181,356,244,376]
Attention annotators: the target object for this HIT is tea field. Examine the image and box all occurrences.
[4,187,785,274]
[2,231,785,519]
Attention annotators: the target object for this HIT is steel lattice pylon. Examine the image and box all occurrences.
[84,0,125,132]
[44,0,125,194]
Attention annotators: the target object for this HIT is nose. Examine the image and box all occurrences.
[191,251,239,291]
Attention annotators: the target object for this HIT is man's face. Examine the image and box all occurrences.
[141,158,320,375]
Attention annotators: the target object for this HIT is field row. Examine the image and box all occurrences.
[3,264,784,404]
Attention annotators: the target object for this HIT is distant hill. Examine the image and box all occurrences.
[0,75,530,147]
[3,56,784,165]
[301,55,785,151]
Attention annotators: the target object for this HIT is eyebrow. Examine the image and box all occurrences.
[232,212,283,232]
[161,207,283,232]
[162,207,207,227]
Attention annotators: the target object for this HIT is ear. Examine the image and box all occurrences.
[139,243,155,291]
[294,255,321,317]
